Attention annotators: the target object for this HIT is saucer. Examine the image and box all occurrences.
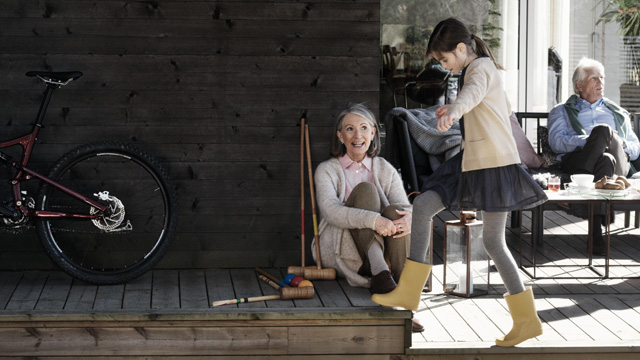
[590,188,630,197]
[568,182,593,190]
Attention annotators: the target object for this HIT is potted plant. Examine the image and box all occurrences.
[598,0,640,111]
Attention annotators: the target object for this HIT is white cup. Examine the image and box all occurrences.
[570,174,594,188]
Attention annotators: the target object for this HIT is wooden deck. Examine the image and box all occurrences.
[1,209,640,359]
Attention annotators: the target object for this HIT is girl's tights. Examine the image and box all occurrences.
[410,190,525,295]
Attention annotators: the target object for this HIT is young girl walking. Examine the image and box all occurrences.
[372,18,548,347]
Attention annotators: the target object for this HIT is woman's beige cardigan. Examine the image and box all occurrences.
[312,156,411,288]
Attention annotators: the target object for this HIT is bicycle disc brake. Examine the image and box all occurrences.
[91,191,127,231]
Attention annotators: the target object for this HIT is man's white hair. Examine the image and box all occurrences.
[572,57,605,95]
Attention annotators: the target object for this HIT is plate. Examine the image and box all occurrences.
[588,188,631,197]
[566,182,594,190]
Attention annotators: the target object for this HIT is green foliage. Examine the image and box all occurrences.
[598,0,640,36]
[381,0,503,73]
[597,1,640,84]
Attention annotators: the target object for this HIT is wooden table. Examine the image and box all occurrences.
[519,188,640,279]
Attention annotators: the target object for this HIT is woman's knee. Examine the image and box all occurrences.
[346,182,380,211]
[381,204,405,220]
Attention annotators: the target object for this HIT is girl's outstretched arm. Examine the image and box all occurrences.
[435,104,458,131]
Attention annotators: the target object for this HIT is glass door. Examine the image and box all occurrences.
[380,0,519,117]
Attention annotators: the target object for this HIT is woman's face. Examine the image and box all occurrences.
[337,113,376,162]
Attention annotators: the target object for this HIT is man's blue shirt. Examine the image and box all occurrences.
[548,96,640,161]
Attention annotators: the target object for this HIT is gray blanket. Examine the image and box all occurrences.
[384,107,462,166]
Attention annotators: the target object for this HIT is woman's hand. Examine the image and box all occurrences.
[435,105,456,131]
[392,210,412,238]
[375,215,397,237]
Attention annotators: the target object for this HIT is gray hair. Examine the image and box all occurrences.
[330,103,381,158]
[572,57,605,95]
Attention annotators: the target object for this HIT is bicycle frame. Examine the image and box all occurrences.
[0,83,107,220]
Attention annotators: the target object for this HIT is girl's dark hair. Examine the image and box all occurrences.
[330,103,381,158]
[426,18,503,70]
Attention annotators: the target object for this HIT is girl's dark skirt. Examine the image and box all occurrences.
[421,151,547,212]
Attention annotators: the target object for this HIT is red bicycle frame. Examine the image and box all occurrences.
[0,83,107,219]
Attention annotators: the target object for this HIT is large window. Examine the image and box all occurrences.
[380,0,637,120]
[380,0,519,116]
[542,0,636,112]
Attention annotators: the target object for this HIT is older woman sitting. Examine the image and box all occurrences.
[312,103,412,296]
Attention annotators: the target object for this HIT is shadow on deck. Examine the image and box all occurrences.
[1,211,640,359]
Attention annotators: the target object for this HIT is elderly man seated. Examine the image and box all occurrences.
[548,57,640,255]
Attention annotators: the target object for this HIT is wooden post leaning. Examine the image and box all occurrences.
[287,123,336,280]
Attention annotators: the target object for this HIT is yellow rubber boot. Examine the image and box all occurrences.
[495,287,543,347]
[371,259,431,311]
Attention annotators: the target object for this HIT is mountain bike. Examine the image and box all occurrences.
[0,71,178,284]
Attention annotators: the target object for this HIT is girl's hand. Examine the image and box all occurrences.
[392,210,412,238]
[435,105,456,131]
[375,215,396,237]
[435,104,450,118]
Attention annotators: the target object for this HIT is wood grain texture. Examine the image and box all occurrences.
[0,0,380,269]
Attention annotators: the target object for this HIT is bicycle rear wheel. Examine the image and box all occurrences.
[36,141,178,284]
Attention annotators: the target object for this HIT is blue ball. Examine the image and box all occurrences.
[284,273,296,285]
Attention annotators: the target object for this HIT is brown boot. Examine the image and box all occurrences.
[370,270,397,294]
[412,318,425,332]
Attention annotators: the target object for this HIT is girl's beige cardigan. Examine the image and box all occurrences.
[447,57,520,172]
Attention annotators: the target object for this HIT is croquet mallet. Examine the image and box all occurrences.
[288,115,315,277]
[212,294,281,307]
[287,122,336,280]
[255,268,314,299]
[211,269,315,307]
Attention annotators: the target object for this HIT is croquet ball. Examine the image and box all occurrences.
[298,280,313,287]
[290,275,304,287]
[284,273,296,285]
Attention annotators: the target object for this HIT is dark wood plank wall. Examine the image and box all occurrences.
[0,0,380,270]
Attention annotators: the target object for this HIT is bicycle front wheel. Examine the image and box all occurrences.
[36,141,178,284]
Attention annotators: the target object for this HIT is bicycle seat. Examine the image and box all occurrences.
[25,71,83,82]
